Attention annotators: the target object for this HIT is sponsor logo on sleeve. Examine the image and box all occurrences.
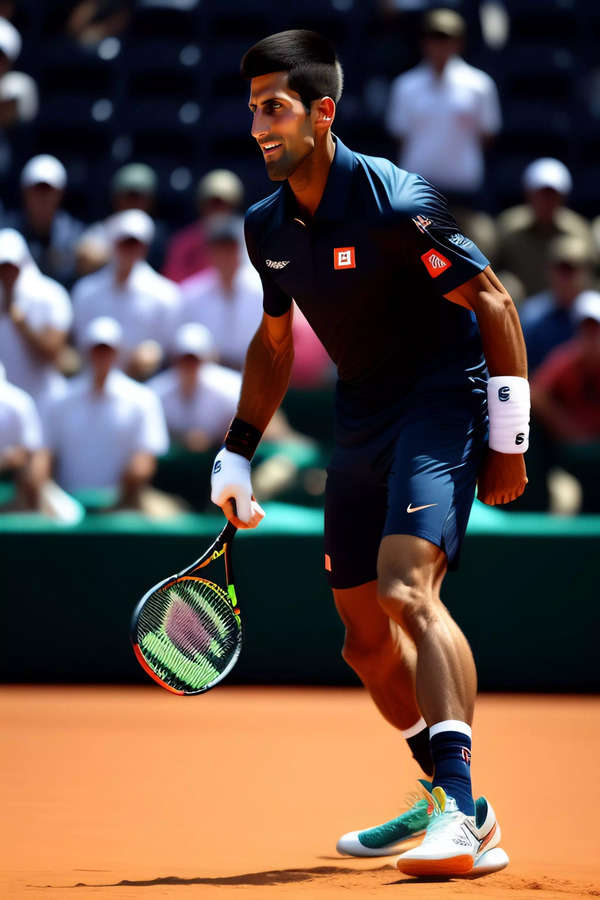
[421,249,452,278]
[412,214,432,233]
[334,247,356,269]
[448,232,473,248]
[266,259,290,269]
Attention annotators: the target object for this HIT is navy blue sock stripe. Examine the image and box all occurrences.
[430,730,474,816]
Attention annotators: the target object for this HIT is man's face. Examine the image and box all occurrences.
[528,187,563,225]
[23,183,62,226]
[114,236,147,267]
[549,260,590,305]
[113,190,153,214]
[90,344,117,378]
[249,71,316,181]
[422,32,461,69]
[0,261,20,290]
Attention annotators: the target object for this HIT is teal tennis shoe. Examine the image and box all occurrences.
[336,780,432,857]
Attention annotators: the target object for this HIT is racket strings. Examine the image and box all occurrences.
[135,577,239,693]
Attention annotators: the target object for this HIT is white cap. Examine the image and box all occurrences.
[0,227,28,266]
[174,322,215,359]
[21,154,67,190]
[107,209,155,246]
[574,290,600,325]
[523,158,572,195]
[83,316,123,349]
[0,17,21,63]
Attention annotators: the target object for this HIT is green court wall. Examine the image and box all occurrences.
[1,503,598,691]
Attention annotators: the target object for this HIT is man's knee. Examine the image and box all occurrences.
[377,570,438,642]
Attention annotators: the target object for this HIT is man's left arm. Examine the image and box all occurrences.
[445,265,529,505]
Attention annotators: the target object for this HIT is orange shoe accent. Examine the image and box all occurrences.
[478,822,497,854]
[397,854,474,877]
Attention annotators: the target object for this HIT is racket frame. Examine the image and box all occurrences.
[130,521,239,695]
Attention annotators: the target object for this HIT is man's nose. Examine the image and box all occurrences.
[251,111,268,140]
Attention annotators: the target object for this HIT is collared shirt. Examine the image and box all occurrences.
[71,260,181,363]
[519,290,576,373]
[149,362,241,440]
[386,57,501,193]
[0,373,42,453]
[0,261,71,408]
[43,368,169,491]
[245,136,488,408]
[178,265,262,370]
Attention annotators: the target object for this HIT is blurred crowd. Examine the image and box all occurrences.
[2,2,600,520]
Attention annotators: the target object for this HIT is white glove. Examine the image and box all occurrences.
[210,446,265,525]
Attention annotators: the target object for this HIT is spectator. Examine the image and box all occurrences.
[0,360,42,510]
[520,236,596,374]
[72,209,181,381]
[0,227,70,413]
[47,1,133,46]
[3,154,84,288]
[162,169,245,283]
[385,7,500,258]
[531,291,600,512]
[178,214,262,371]
[532,291,600,445]
[149,322,241,452]
[38,316,169,509]
[496,158,594,303]
[76,163,169,275]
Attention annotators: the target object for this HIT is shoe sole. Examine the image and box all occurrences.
[397,846,509,878]
[337,831,425,858]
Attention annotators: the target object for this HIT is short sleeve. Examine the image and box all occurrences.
[135,390,169,456]
[244,214,292,317]
[402,178,490,296]
[479,77,502,136]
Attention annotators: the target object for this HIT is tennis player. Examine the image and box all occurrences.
[210,30,528,877]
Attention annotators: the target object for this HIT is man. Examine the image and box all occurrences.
[0,360,42,510]
[178,214,262,371]
[149,322,241,451]
[5,154,84,288]
[0,227,70,415]
[210,31,528,877]
[520,235,595,374]
[0,16,38,177]
[76,163,169,274]
[385,8,500,260]
[72,209,181,381]
[496,158,594,303]
[38,316,168,508]
[162,168,245,283]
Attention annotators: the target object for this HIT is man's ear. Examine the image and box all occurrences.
[313,96,335,129]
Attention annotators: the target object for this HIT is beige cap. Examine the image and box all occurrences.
[549,235,595,267]
[197,169,244,207]
[423,8,466,37]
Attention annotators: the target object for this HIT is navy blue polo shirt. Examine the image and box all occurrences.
[244,136,489,408]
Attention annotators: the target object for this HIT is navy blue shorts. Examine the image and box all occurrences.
[324,371,488,589]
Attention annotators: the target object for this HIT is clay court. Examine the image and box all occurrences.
[3,687,599,899]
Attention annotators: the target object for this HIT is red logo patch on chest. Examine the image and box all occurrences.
[421,248,452,278]
[334,247,356,269]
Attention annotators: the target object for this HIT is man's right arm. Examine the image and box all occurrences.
[210,307,294,529]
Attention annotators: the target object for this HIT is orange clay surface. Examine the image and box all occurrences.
[2,687,599,899]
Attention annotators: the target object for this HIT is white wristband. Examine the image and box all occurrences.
[487,376,530,454]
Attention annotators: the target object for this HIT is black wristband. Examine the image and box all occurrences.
[224,417,263,461]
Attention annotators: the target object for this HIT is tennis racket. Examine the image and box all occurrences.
[130,521,240,695]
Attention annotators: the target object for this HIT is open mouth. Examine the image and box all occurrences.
[261,141,283,157]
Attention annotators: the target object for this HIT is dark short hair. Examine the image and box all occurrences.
[240,29,343,108]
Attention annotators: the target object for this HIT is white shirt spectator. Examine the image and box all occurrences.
[43,369,168,492]
[71,260,180,364]
[0,246,70,410]
[149,362,241,441]
[0,365,42,453]
[386,56,501,193]
[179,265,262,370]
